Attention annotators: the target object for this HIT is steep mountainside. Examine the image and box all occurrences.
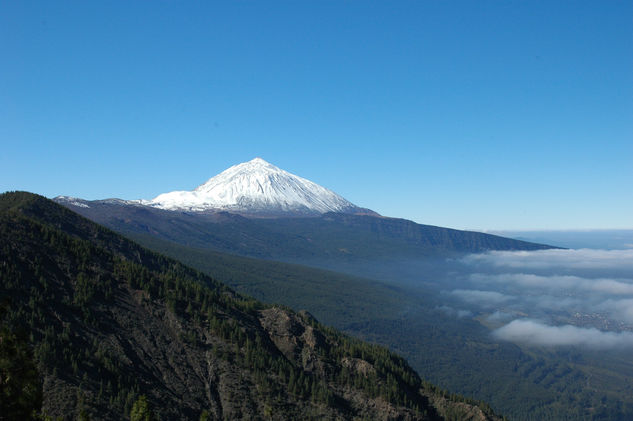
[54,198,552,270]
[0,192,501,421]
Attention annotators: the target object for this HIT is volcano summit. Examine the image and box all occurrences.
[140,157,371,216]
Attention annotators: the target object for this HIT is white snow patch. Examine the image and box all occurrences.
[145,157,359,214]
[70,201,90,208]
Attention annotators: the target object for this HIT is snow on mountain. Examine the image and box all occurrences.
[54,196,142,208]
[144,157,366,215]
[54,196,91,208]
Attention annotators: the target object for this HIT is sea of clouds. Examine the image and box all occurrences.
[445,248,633,348]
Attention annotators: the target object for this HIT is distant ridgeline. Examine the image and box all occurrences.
[0,192,502,420]
[54,157,551,270]
[54,195,551,269]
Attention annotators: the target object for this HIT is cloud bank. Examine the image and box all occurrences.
[450,248,633,348]
[463,248,633,271]
[493,319,633,349]
[449,289,513,305]
[469,273,633,296]
[436,305,473,319]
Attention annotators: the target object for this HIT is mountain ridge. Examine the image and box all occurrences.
[54,197,554,271]
[0,191,502,420]
[53,157,555,263]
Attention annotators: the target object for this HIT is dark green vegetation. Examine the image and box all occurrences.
[54,199,633,420]
[0,304,42,419]
[124,232,413,329]
[0,192,502,420]
[110,235,633,421]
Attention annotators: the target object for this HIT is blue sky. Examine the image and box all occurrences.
[2,1,631,230]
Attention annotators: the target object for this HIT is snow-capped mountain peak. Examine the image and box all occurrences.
[145,158,367,215]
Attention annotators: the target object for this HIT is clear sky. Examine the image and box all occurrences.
[2,1,631,230]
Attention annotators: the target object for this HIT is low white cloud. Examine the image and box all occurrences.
[486,311,514,323]
[598,299,633,324]
[493,319,633,348]
[437,305,473,318]
[592,279,633,295]
[446,248,633,346]
[450,289,513,305]
[463,248,633,270]
[470,273,633,296]
[525,295,583,311]
[457,309,473,318]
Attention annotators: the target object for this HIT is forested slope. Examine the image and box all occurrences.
[0,192,501,420]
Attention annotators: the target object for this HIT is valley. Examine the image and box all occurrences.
[115,234,633,421]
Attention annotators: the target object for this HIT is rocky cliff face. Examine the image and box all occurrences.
[0,192,502,420]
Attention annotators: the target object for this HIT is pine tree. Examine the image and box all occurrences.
[130,395,153,421]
